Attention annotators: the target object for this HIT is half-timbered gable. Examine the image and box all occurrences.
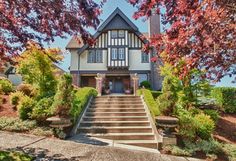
[67,8,162,92]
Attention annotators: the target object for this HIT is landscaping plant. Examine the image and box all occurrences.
[16,43,61,98]
[51,73,73,118]
[0,77,13,94]
[9,91,25,106]
[140,80,151,89]
[17,95,35,120]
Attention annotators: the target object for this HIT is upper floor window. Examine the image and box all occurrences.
[118,48,125,60]
[111,30,125,38]
[111,30,118,38]
[88,50,103,63]
[118,30,125,38]
[141,52,149,63]
[111,48,117,60]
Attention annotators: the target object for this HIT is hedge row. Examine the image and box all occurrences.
[137,89,160,117]
[70,87,98,123]
[211,87,236,114]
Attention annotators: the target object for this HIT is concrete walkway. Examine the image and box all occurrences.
[0,131,202,161]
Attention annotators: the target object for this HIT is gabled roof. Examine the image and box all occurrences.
[77,8,145,55]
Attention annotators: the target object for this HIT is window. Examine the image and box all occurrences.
[88,50,103,63]
[141,52,149,63]
[111,30,118,38]
[118,30,125,38]
[111,48,117,60]
[118,48,125,60]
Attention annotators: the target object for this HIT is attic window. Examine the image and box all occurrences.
[118,30,125,38]
[111,30,118,38]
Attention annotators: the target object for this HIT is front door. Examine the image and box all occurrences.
[113,80,123,93]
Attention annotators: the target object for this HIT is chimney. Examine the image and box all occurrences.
[148,14,161,37]
[148,14,163,91]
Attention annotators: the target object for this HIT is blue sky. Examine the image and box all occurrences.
[44,0,235,87]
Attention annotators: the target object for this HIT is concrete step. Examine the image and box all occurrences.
[78,126,153,133]
[80,121,150,127]
[87,108,145,112]
[85,112,147,117]
[97,96,140,99]
[90,105,144,108]
[84,133,155,140]
[114,140,158,149]
[92,101,143,104]
[83,116,149,121]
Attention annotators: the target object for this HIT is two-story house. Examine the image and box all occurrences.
[66,8,162,94]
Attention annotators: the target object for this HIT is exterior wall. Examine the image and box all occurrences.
[70,49,79,71]
[129,50,150,71]
[79,50,107,71]
[8,74,22,86]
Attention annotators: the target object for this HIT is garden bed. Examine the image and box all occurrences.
[214,113,236,144]
[0,95,17,118]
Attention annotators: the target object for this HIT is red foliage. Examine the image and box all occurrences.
[128,0,236,82]
[0,0,104,65]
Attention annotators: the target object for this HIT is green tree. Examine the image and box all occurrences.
[16,43,62,97]
[51,74,73,117]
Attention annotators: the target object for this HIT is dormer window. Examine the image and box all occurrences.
[111,30,125,38]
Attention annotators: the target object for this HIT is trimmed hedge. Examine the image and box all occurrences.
[211,87,236,114]
[70,87,97,123]
[137,89,160,117]
[151,91,162,99]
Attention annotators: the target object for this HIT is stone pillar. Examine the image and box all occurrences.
[131,73,139,96]
[71,73,79,87]
[95,73,105,96]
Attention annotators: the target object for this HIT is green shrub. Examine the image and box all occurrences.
[183,139,222,156]
[70,87,97,123]
[203,109,219,123]
[9,91,25,106]
[30,127,54,137]
[189,108,202,116]
[0,78,13,94]
[194,113,215,140]
[0,151,33,161]
[51,74,73,117]
[176,106,198,140]
[211,87,236,113]
[17,83,37,97]
[168,145,191,156]
[140,81,151,89]
[0,117,36,132]
[17,96,35,120]
[222,143,236,161]
[139,89,160,117]
[151,91,162,99]
[31,97,54,121]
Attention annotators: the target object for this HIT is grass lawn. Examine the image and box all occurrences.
[0,151,33,161]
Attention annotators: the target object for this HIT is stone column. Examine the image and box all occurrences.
[71,73,79,87]
[95,73,105,96]
[131,73,139,96]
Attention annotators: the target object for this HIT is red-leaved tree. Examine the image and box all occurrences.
[0,0,104,67]
[129,0,236,82]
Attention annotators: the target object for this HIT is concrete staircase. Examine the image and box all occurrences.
[76,96,159,149]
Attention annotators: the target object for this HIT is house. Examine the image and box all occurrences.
[1,63,66,86]
[66,8,162,94]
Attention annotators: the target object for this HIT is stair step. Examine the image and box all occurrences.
[85,112,147,116]
[90,105,144,108]
[80,120,150,126]
[78,126,153,133]
[114,140,158,149]
[92,101,143,104]
[87,108,145,112]
[83,116,149,121]
[84,133,155,140]
[97,96,140,99]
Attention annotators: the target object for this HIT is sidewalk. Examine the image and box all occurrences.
[0,131,202,161]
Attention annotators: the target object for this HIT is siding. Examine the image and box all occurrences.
[70,49,79,71]
[129,50,150,70]
[79,50,107,70]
